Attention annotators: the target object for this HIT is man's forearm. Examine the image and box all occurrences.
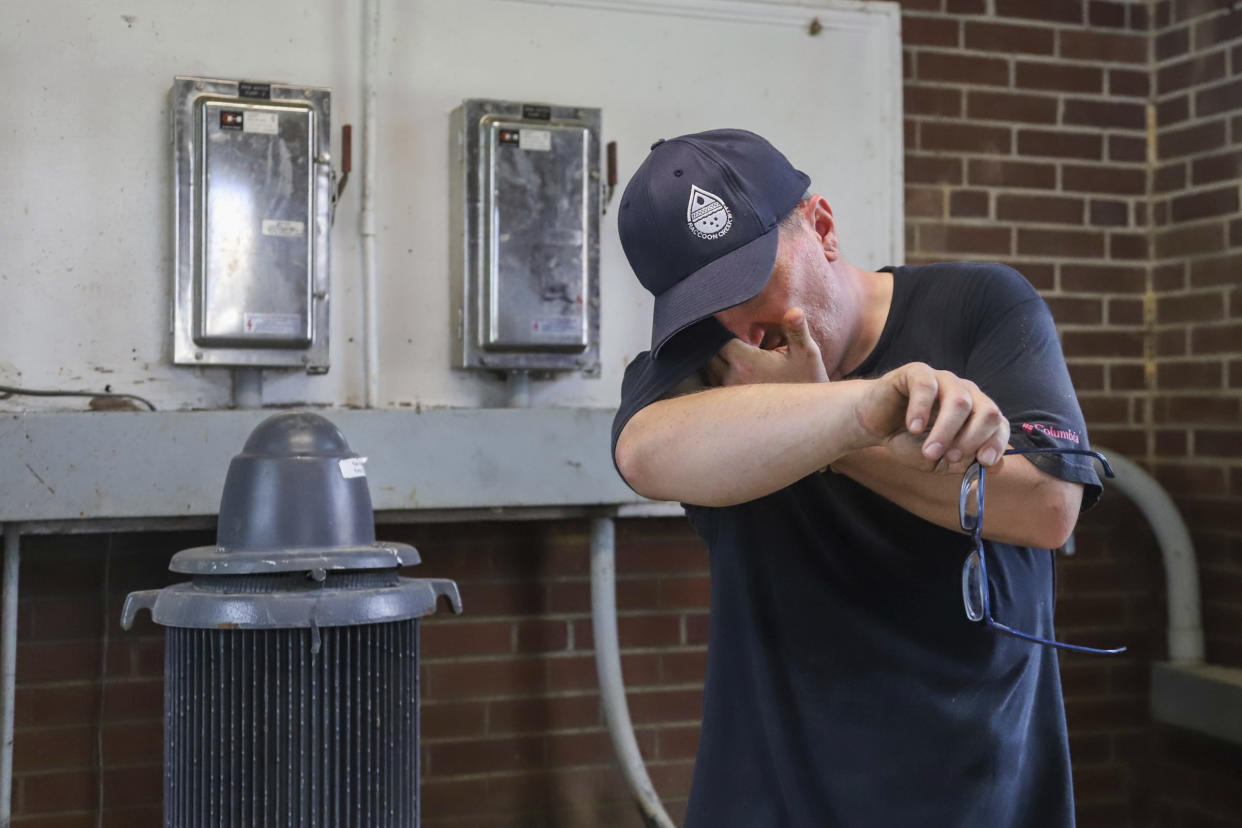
[616,380,871,506]
[830,447,1082,549]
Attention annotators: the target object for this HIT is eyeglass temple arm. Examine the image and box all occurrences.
[1002,446,1115,479]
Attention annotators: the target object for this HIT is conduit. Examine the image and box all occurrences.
[360,0,381,408]
[591,516,675,828]
[1094,447,1204,663]
[1,523,19,828]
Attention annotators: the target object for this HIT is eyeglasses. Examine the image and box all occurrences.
[959,447,1125,656]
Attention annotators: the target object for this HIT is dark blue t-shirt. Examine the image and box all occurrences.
[611,263,1101,827]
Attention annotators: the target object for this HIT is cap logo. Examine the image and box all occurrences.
[686,185,732,240]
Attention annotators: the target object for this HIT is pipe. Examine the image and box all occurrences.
[590,517,675,828]
[506,371,532,408]
[1,523,20,827]
[360,0,381,408]
[230,368,263,409]
[1093,447,1204,663]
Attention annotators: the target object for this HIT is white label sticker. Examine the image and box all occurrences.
[243,312,303,336]
[244,111,279,135]
[262,219,305,238]
[519,129,552,151]
[533,316,581,336]
[339,457,368,479]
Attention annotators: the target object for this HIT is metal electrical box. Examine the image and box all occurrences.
[172,76,332,372]
[450,99,601,375]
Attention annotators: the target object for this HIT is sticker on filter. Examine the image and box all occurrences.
[243,111,279,135]
[532,316,581,336]
[261,219,305,238]
[243,312,303,336]
[519,129,552,151]
[339,457,368,479]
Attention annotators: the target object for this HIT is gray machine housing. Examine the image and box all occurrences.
[450,99,601,375]
[171,76,332,373]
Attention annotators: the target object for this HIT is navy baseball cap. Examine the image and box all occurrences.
[618,129,810,358]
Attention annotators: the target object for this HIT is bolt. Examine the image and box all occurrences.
[194,351,203,360]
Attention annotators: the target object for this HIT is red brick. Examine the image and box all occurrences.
[422,700,487,739]
[1046,297,1104,324]
[1195,10,1242,50]
[1157,52,1228,95]
[1154,162,1186,194]
[967,90,1057,124]
[1108,363,1147,390]
[1066,99,1146,131]
[1061,330,1146,358]
[101,720,163,766]
[903,15,959,47]
[14,725,96,771]
[967,158,1056,188]
[1061,264,1147,293]
[1060,30,1148,63]
[1018,228,1104,258]
[1015,61,1103,94]
[1110,232,1148,260]
[1167,187,1237,223]
[919,223,1012,254]
[1128,3,1150,30]
[1110,68,1149,98]
[1192,149,1242,186]
[1088,0,1126,27]
[22,770,98,812]
[1191,323,1242,354]
[1160,120,1228,160]
[1155,223,1226,260]
[906,154,963,185]
[1157,327,1188,356]
[657,724,701,761]
[627,688,703,723]
[661,648,708,684]
[515,619,569,653]
[487,695,599,735]
[615,539,707,573]
[1158,291,1227,324]
[1158,396,1241,426]
[964,21,1054,54]
[1062,165,1147,195]
[1108,135,1146,164]
[659,577,711,609]
[917,52,1010,86]
[1067,362,1105,390]
[1089,200,1129,227]
[1019,262,1055,290]
[1078,395,1131,424]
[949,189,988,218]
[1017,130,1102,161]
[422,620,512,657]
[1108,298,1144,325]
[18,641,104,683]
[905,85,962,118]
[1156,25,1191,61]
[1158,95,1191,128]
[1155,427,1189,454]
[1198,79,1242,119]
[1232,359,1242,388]
[1157,360,1224,389]
[996,0,1083,24]
[997,194,1084,224]
[428,736,544,775]
[906,186,944,218]
[685,614,709,645]
[921,121,1011,154]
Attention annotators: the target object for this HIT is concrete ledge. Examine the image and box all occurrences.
[1151,661,1242,746]
[0,408,661,523]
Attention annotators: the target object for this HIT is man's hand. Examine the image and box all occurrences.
[853,362,1009,473]
[707,308,828,386]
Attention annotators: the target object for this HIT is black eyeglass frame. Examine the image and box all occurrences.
[959,447,1126,656]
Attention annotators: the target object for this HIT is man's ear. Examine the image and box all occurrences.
[807,195,839,261]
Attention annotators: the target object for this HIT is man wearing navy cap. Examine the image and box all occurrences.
[612,129,1103,826]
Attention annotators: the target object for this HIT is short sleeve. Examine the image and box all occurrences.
[610,319,735,489]
[963,267,1104,510]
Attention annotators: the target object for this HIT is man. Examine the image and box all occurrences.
[611,129,1102,826]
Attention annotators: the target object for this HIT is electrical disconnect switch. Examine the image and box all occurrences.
[450,99,602,376]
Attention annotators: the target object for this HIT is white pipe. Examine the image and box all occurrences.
[590,517,676,828]
[360,0,381,408]
[1,523,20,827]
[1094,447,1204,664]
[230,368,263,409]
[506,371,532,408]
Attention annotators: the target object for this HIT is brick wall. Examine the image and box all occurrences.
[6,2,1242,827]
[8,520,711,827]
[898,0,1242,825]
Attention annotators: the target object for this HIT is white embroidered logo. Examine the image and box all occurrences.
[686,185,732,240]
